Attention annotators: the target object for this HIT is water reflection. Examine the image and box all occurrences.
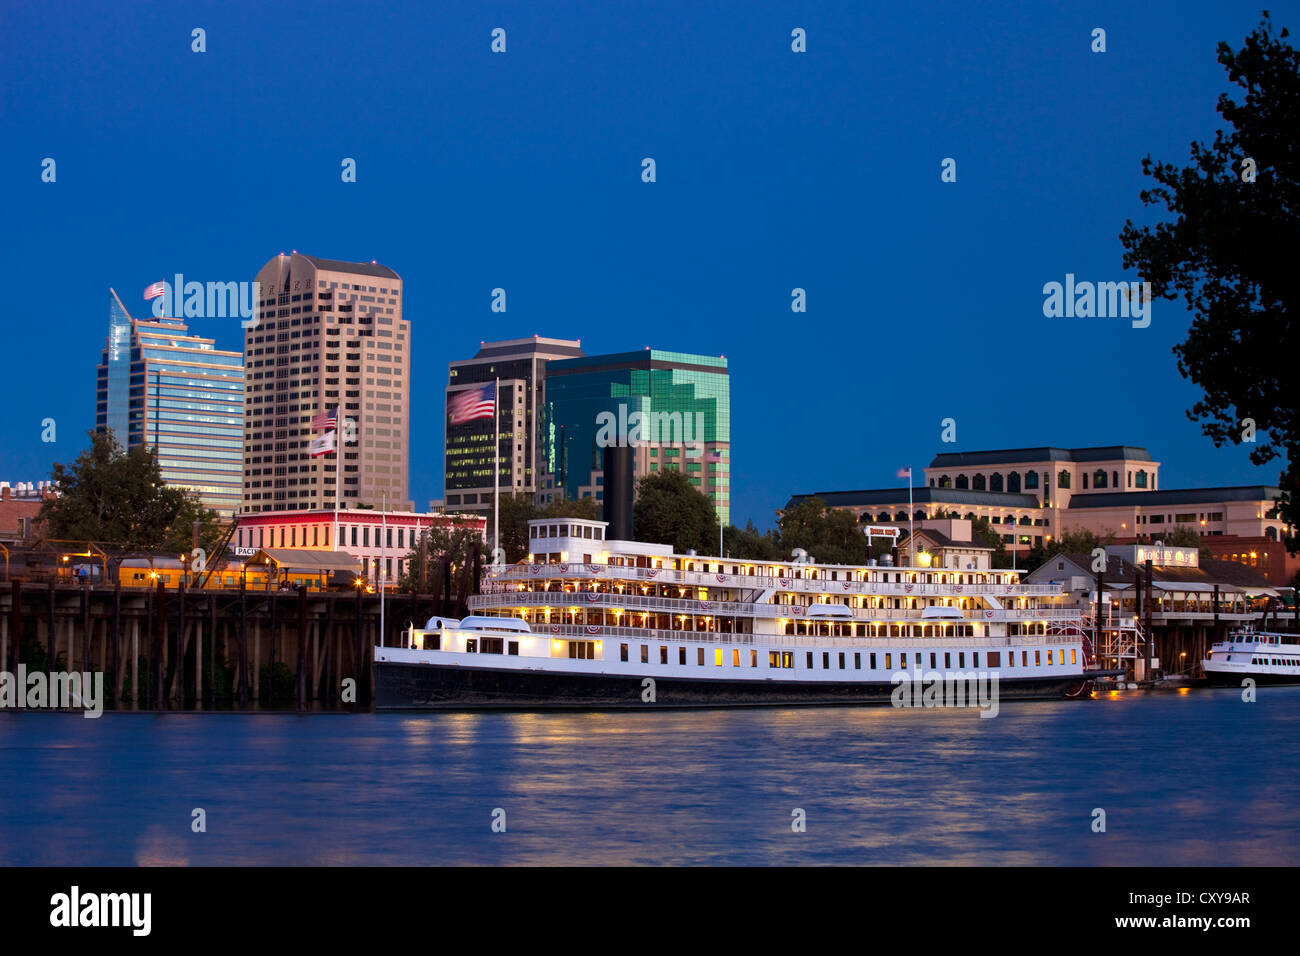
[2,689,1298,865]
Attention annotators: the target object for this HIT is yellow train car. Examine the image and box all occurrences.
[116,556,354,591]
[119,557,187,588]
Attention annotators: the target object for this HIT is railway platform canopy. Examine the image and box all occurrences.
[248,548,364,586]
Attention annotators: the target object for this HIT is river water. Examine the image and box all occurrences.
[2,687,1297,865]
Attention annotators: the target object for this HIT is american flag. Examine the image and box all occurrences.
[449,383,496,426]
[897,466,912,479]
[312,406,338,431]
[143,281,167,300]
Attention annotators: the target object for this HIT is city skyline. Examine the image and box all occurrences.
[0,2,1286,529]
[7,256,1286,530]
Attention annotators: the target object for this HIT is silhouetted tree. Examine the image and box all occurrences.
[1120,12,1298,553]
[39,430,222,552]
[633,470,718,553]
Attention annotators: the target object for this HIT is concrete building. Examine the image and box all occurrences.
[443,336,585,515]
[243,253,409,514]
[786,486,1050,556]
[233,509,486,586]
[925,446,1161,507]
[540,349,731,525]
[789,445,1291,563]
[96,289,244,513]
[1063,484,1286,540]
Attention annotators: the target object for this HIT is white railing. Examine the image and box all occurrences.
[487,563,1062,597]
[539,623,756,644]
[1150,609,1259,621]
[469,589,1079,623]
[530,622,1075,648]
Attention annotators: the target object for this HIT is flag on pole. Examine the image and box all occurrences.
[449,383,496,425]
[312,406,338,431]
[897,466,912,479]
[143,281,167,300]
[309,431,337,457]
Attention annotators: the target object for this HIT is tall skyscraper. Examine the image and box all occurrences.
[541,349,731,524]
[444,336,585,514]
[96,289,245,513]
[243,253,409,514]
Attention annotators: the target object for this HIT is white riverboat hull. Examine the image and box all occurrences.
[373,645,1090,710]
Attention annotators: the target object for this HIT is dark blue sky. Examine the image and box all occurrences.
[1,0,1290,527]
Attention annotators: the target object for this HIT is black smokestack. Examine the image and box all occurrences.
[603,444,634,541]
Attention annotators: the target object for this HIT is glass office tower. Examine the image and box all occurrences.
[444,336,585,515]
[542,349,730,525]
[96,289,245,514]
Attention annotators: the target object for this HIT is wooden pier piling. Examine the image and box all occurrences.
[0,581,461,710]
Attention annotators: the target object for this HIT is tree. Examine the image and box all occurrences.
[39,430,222,552]
[490,493,539,563]
[970,516,1010,567]
[777,498,872,566]
[397,523,490,594]
[1120,12,1299,553]
[1023,527,1118,574]
[488,493,604,563]
[632,469,718,553]
[818,509,874,565]
[723,519,782,560]
[541,496,602,521]
[1160,525,1203,548]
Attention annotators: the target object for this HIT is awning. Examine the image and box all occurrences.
[1240,586,1280,598]
[248,549,363,574]
[1151,581,1233,594]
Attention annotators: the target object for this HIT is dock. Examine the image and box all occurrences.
[1,580,465,710]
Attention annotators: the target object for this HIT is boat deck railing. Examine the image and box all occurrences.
[487,563,1061,597]
[533,622,1083,648]
[469,589,1078,623]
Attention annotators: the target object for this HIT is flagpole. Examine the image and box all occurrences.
[493,377,500,565]
[380,490,386,646]
[334,407,341,552]
[908,467,914,568]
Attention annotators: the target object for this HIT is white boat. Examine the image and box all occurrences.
[373,517,1096,709]
[1203,626,1300,686]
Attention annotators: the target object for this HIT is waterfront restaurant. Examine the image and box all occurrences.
[1024,545,1280,675]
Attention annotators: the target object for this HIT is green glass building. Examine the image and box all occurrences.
[542,349,730,525]
[96,289,245,514]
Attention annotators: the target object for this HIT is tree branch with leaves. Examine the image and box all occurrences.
[1120,11,1299,552]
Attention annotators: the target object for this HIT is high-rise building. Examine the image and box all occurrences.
[95,289,244,513]
[541,349,731,525]
[444,336,585,514]
[243,253,409,514]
